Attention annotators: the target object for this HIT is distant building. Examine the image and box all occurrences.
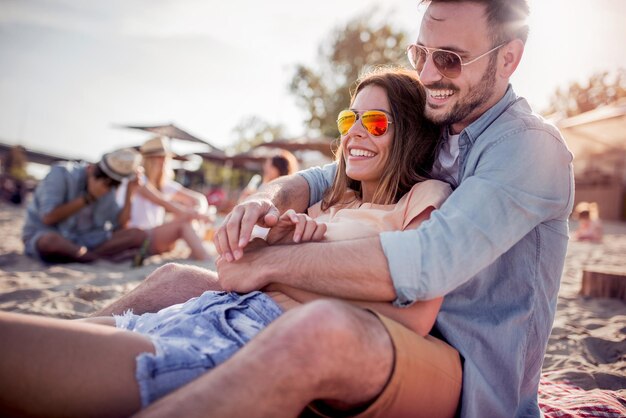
[555,99,626,221]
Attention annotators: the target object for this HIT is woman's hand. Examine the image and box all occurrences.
[266,209,326,246]
[126,168,145,196]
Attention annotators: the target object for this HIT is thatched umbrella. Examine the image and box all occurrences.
[119,123,225,155]
[252,136,337,158]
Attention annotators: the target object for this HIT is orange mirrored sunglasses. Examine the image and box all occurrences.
[336,109,393,137]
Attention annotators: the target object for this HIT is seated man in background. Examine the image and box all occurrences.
[22,148,147,263]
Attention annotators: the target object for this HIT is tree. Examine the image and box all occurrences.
[289,9,409,138]
[545,68,626,117]
[230,115,285,154]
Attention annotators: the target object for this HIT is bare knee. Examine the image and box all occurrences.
[36,232,69,253]
[127,228,148,246]
[145,263,220,291]
[275,300,394,400]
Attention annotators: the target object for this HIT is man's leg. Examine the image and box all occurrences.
[92,263,222,317]
[36,232,97,262]
[135,300,395,418]
[93,227,146,258]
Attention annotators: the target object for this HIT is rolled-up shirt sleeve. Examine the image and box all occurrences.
[381,128,574,306]
[38,166,69,216]
[298,162,337,206]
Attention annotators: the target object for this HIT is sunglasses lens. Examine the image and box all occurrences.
[337,110,356,135]
[361,111,389,136]
[407,45,426,71]
[432,50,462,78]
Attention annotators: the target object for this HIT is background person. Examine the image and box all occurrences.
[0,145,29,205]
[573,201,603,243]
[117,136,213,263]
[21,148,146,263]
[239,150,300,202]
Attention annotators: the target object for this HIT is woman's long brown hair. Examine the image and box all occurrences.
[321,67,440,210]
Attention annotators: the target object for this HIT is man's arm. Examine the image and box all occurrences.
[217,236,396,302]
[41,195,90,225]
[37,166,87,226]
[213,173,311,261]
[218,131,574,304]
[213,162,337,261]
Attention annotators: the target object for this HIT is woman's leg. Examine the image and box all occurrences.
[179,221,211,260]
[150,220,210,260]
[0,311,155,418]
[148,222,181,255]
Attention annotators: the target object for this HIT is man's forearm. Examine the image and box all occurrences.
[220,236,396,302]
[41,196,88,225]
[255,174,310,214]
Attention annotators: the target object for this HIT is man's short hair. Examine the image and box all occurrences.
[422,0,530,44]
[92,164,122,188]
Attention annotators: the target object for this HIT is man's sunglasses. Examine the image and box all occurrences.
[337,109,393,137]
[406,43,505,79]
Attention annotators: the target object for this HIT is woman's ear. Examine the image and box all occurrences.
[499,38,524,79]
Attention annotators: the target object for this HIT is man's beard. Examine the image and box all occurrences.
[424,55,498,127]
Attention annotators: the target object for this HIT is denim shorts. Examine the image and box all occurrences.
[115,290,283,407]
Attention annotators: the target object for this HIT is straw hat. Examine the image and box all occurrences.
[140,136,172,157]
[98,148,141,181]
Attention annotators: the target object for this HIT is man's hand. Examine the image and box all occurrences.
[213,197,280,262]
[266,209,327,246]
[215,245,270,293]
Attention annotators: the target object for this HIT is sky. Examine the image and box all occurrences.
[1,0,625,163]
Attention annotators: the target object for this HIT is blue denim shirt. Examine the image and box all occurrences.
[299,86,574,418]
[22,161,121,252]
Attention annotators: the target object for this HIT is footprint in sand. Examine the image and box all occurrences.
[583,336,626,364]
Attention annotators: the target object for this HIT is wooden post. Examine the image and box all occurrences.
[580,269,626,301]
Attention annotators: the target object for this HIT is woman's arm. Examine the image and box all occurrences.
[117,178,140,227]
[266,283,441,336]
[136,182,200,220]
[171,186,209,213]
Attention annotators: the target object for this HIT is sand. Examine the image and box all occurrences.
[0,200,624,395]
[0,201,216,319]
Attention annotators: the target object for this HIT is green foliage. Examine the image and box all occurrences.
[289,9,410,138]
[545,69,626,117]
[230,115,286,154]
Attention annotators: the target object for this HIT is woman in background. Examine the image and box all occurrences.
[119,136,213,262]
[239,150,299,202]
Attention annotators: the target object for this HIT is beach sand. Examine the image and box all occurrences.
[0,201,216,319]
[0,200,624,397]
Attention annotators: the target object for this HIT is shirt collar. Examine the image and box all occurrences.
[459,84,519,145]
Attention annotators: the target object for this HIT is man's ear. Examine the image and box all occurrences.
[499,39,524,78]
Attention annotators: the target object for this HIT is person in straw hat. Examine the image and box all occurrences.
[21,147,147,263]
[117,136,213,262]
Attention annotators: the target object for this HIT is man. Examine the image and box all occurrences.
[22,147,147,263]
[122,1,573,416]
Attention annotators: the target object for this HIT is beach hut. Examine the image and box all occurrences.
[556,99,626,221]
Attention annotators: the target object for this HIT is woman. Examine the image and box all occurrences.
[0,68,454,417]
[119,136,213,262]
[239,150,299,202]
